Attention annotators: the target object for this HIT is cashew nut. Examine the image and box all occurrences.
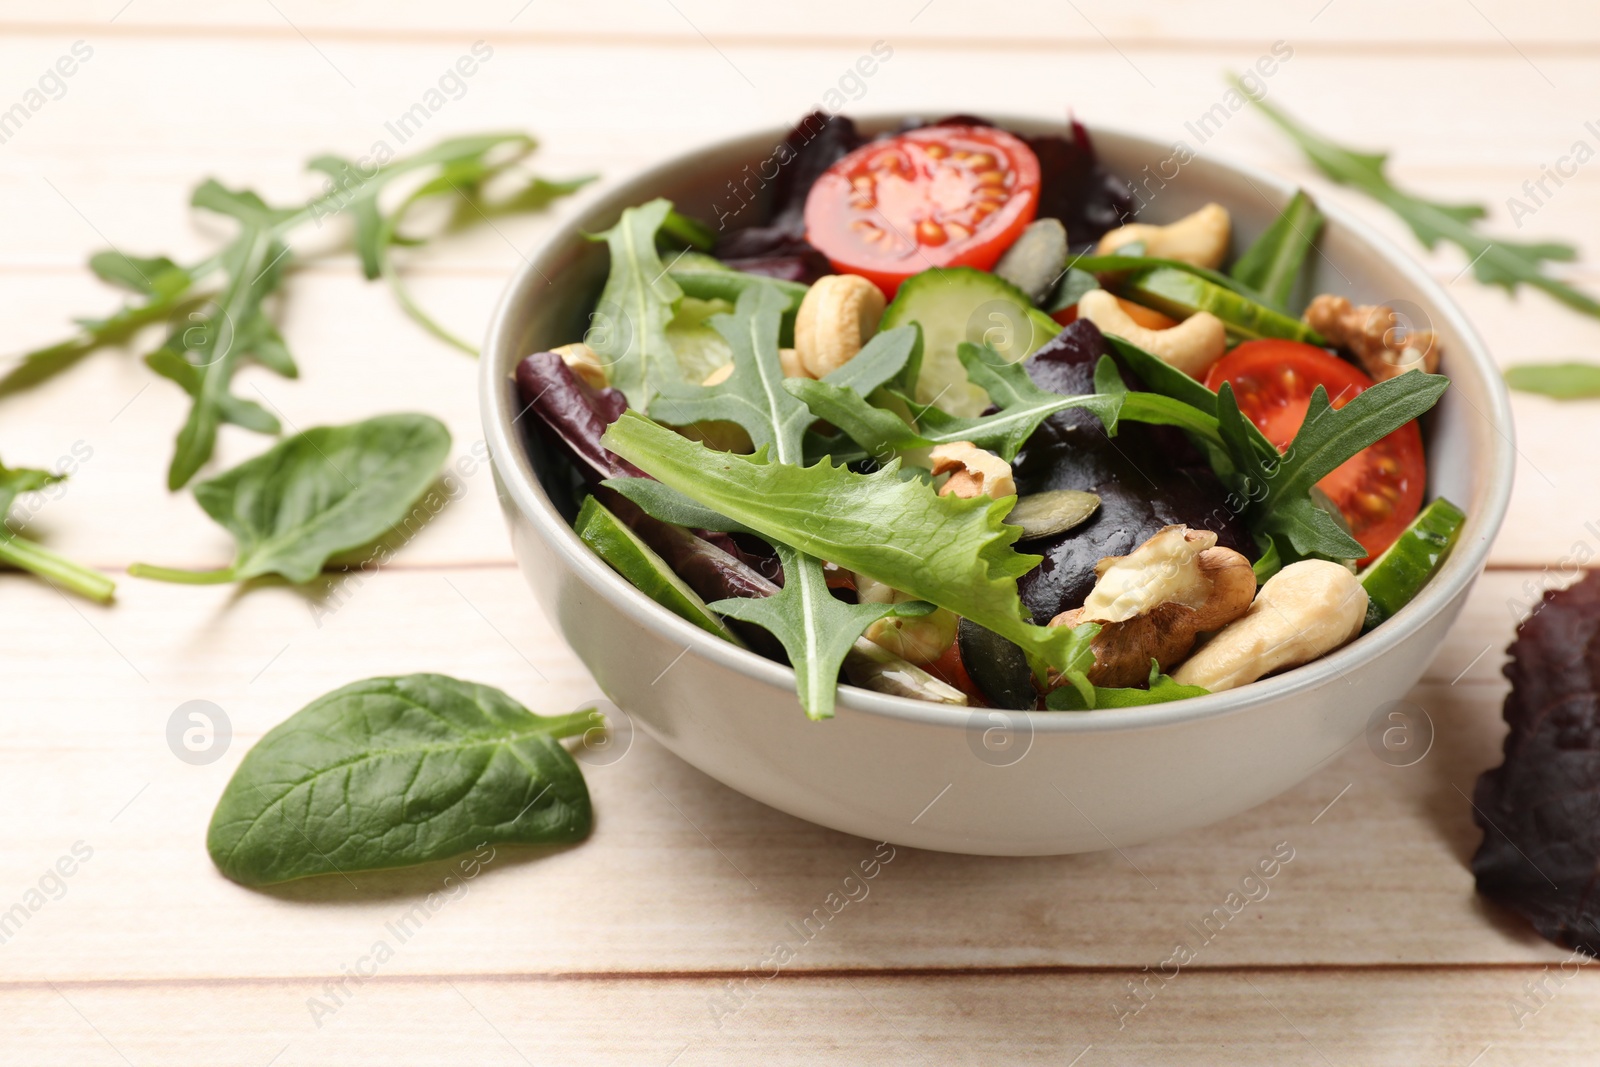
[552,342,608,390]
[1095,202,1232,269]
[857,574,958,664]
[779,347,810,379]
[1303,294,1441,382]
[929,441,1016,500]
[1171,560,1368,692]
[794,274,886,377]
[1050,526,1256,688]
[1078,289,1227,378]
[702,347,811,385]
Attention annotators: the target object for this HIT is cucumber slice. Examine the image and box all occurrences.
[1118,266,1325,345]
[881,266,1062,417]
[1359,497,1466,631]
[575,496,741,643]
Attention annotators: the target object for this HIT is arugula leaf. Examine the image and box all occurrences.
[4,132,587,477]
[790,344,1222,462]
[1219,372,1449,558]
[590,199,686,409]
[713,545,932,719]
[1505,362,1600,400]
[1045,660,1210,710]
[1235,77,1600,320]
[207,673,593,886]
[649,283,811,461]
[1045,267,1100,315]
[0,458,115,603]
[1230,189,1324,311]
[643,283,930,717]
[150,194,304,490]
[601,411,1098,675]
[130,413,450,585]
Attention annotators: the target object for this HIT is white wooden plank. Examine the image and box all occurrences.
[2,0,1596,50]
[0,566,1562,982]
[3,968,1594,1066]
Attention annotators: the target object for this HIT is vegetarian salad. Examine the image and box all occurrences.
[515,112,1463,720]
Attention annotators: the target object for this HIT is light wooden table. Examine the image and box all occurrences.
[3,3,1598,1063]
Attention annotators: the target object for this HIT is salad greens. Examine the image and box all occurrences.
[601,411,1099,680]
[588,198,687,409]
[1230,189,1324,311]
[1235,75,1600,320]
[791,343,1221,461]
[637,284,940,718]
[9,133,589,488]
[713,544,936,719]
[1218,372,1449,561]
[129,413,450,586]
[0,457,115,603]
[207,673,593,886]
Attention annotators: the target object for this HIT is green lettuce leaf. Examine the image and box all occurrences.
[600,411,1098,675]
[712,545,933,720]
[589,198,685,408]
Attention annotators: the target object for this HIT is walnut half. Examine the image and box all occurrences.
[1304,294,1440,382]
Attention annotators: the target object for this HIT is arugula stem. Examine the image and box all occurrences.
[0,533,115,603]
[126,562,238,585]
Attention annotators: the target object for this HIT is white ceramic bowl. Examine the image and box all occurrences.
[481,116,1514,855]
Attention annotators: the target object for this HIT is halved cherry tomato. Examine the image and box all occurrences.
[926,639,987,707]
[1203,339,1426,562]
[804,125,1040,297]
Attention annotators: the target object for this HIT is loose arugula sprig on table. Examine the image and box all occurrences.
[0,457,115,603]
[1233,75,1600,320]
[8,133,591,489]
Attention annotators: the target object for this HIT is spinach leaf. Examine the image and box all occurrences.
[590,198,686,409]
[713,544,933,719]
[0,458,115,603]
[601,411,1099,676]
[1230,189,1324,311]
[1236,76,1600,321]
[129,413,450,585]
[207,674,593,886]
[1505,362,1600,400]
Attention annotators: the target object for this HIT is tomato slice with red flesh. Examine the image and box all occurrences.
[803,125,1041,297]
[1202,339,1427,562]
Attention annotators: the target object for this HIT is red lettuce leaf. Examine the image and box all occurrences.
[1474,573,1600,955]
[1012,319,1254,623]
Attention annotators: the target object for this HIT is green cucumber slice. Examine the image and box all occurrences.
[575,496,741,643]
[1119,266,1325,345]
[881,266,1061,417]
[1359,496,1466,631]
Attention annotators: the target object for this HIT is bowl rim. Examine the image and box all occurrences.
[480,113,1516,734]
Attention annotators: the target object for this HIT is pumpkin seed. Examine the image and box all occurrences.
[1005,489,1101,541]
